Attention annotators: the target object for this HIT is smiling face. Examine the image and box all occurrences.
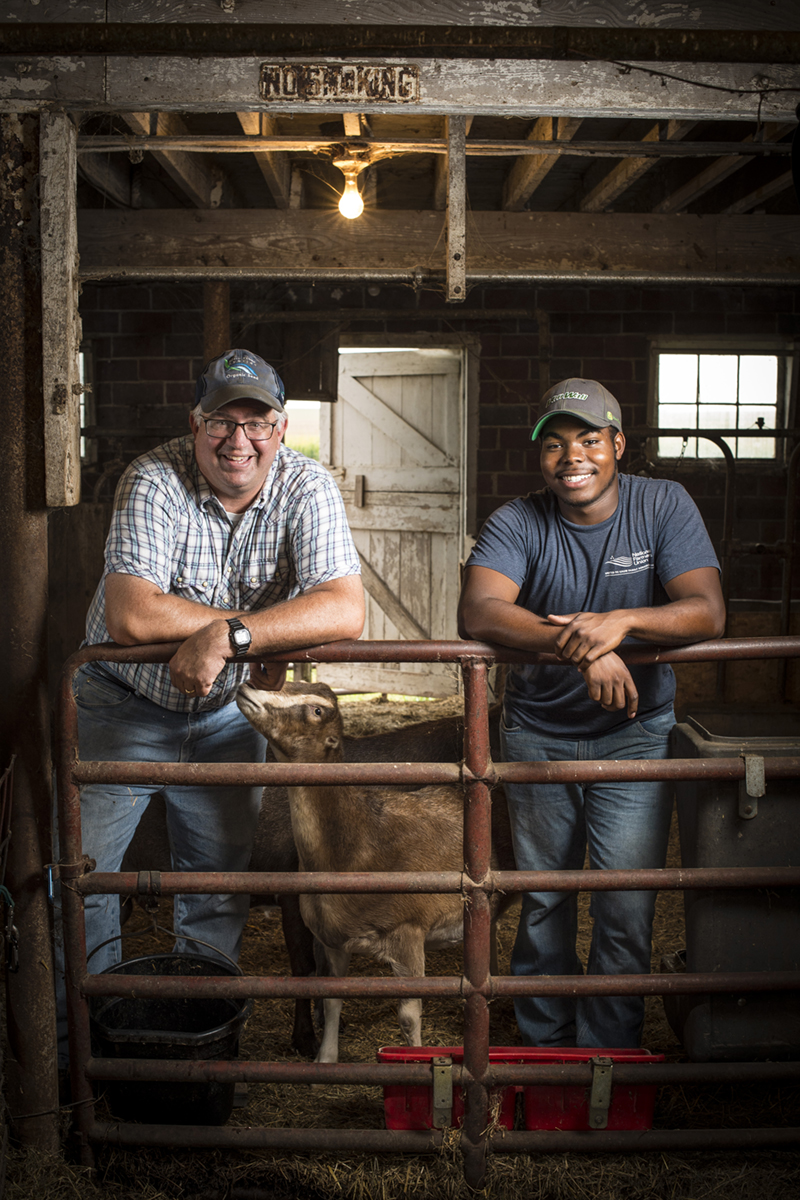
[539,416,626,525]
[191,400,284,512]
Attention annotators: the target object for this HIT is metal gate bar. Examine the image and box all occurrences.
[56,636,800,1189]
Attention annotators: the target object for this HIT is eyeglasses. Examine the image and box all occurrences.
[201,417,279,441]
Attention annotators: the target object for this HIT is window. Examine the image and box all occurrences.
[655,349,789,461]
[78,346,97,465]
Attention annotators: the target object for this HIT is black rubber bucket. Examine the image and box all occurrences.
[89,953,253,1125]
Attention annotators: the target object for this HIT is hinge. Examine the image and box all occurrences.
[432,1056,453,1128]
[588,1056,614,1130]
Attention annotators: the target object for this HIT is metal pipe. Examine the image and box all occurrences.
[77,136,796,158]
[88,1120,800,1152]
[77,968,800,1002]
[83,1056,800,1087]
[80,863,800,897]
[780,439,800,697]
[4,25,800,61]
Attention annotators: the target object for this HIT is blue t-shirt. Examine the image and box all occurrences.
[466,474,720,737]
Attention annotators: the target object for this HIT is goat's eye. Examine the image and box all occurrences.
[313,707,322,716]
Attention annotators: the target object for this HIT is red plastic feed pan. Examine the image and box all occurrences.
[523,1047,664,1131]
[377,1046,663,1132]
[377,1046,522,1131]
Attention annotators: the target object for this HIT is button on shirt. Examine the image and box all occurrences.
[85,436,361,711]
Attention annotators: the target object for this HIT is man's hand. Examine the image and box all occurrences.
[168,620,231,698]
[579,652,639,718]
[548,610,629,668]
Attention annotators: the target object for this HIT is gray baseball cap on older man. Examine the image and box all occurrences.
[195,348,286,415]
[531,377,622,441]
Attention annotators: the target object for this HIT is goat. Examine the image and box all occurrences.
[235,680,515,1064]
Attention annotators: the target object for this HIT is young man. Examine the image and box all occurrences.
[58,349,364,1064]
[458,378,725,1048]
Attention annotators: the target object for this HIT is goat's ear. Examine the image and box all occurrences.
[325,735,340,751]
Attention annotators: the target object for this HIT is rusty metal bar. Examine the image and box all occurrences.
[83,1056,800,1087]
[80,864,800,896]
[89,1120,800,1152]
[77,968,800,1003]
[69,754,800,789]
[3,25,800,62]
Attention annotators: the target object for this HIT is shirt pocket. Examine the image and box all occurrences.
[172,562,219,603]
[236,557,289,609]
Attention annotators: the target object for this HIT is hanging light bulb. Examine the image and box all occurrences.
[338,173,364,220]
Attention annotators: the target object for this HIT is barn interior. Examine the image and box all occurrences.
[1,3,799,1198]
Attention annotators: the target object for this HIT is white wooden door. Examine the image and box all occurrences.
[319,343,472,697]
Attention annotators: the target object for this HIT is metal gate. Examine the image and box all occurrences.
[55,636,800,1190]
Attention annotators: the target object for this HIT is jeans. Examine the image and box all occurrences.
[55,663,266,1067]
[499,709,675,1049]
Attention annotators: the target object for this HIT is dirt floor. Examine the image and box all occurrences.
[6,695,800,1199]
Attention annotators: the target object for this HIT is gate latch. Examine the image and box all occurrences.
[739,754,766,820]
[432,1056,453,1128]
[588,1057,614,1130]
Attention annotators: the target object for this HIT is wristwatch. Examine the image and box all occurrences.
[226,617,252,658]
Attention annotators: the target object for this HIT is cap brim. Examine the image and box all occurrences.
[531,407,618,441]
[200,382,285,414]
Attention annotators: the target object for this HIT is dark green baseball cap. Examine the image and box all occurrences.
[532,377,622,441]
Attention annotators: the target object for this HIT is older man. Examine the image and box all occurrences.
[458,378,725,1049]
[58,349,363,1064]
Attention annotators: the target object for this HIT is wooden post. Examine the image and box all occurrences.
[446,116,466,303]
[203,281,231,361]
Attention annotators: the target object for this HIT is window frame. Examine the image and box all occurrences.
[647,336,794,467]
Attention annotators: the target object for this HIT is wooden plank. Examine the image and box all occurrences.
[580,119,696,213]
[721,169,794,216]
[342,498,459,534]
[69,58,800,121]
[358,552,427,639]
[40,112,81,507]
[339,372,456,467]
[77,151,132,207]
[503,115,583,211]
[48,0,800,29]
[317,662,458,698]
[654,121,795,214]
[77,208,800,281]
[236,110,291,207]
[121,111,223,207]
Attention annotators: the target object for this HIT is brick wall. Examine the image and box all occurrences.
[79,278,799,608]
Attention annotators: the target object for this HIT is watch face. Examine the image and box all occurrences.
[233,628,250,647]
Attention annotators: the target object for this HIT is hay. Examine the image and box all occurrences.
[7,697,800,1199]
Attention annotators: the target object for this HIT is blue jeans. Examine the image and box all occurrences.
[500,710,675,1049]
[55,663,266,1066]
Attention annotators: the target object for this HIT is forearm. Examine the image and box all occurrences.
[458,595,564,654]
[106,587,244,646]
[615,597,725,647]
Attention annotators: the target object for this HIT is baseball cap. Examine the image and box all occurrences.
[531,377,622,441]
[196,349,285,415]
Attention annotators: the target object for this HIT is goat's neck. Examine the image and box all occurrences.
[287,777,361,874]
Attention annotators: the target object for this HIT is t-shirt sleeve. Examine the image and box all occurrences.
[104,468,178,592]
[287,471,362,591]
[465,499,536,590]
[654,481,720,587]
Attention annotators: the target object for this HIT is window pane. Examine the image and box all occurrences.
[738,403,777,430]
[742,436,776,458]
[739,355,777,407]
[658,436,697,458]
[698,355,737,406]
[659,354,697,401]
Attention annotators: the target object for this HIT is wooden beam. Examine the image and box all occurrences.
[203,282,230,361]
[121,111,223,208]
[580,119,696,213]
[77,152,131,208]
[236,111,291,208]
[77,208,800,282]
[41,112,81,507]
[3,58,797,121]
[446,116,466,302]
[720,170,794,215]
[434,115,473,210]
[358,553,428,641]
[503,116,583,211]
[654,122,795,214]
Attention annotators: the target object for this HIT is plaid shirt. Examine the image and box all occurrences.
[85,435,361,711]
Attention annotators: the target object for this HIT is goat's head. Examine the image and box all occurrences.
[236,680,344,763]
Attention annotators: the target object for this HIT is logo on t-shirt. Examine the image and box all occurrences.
[605,549,654,577]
